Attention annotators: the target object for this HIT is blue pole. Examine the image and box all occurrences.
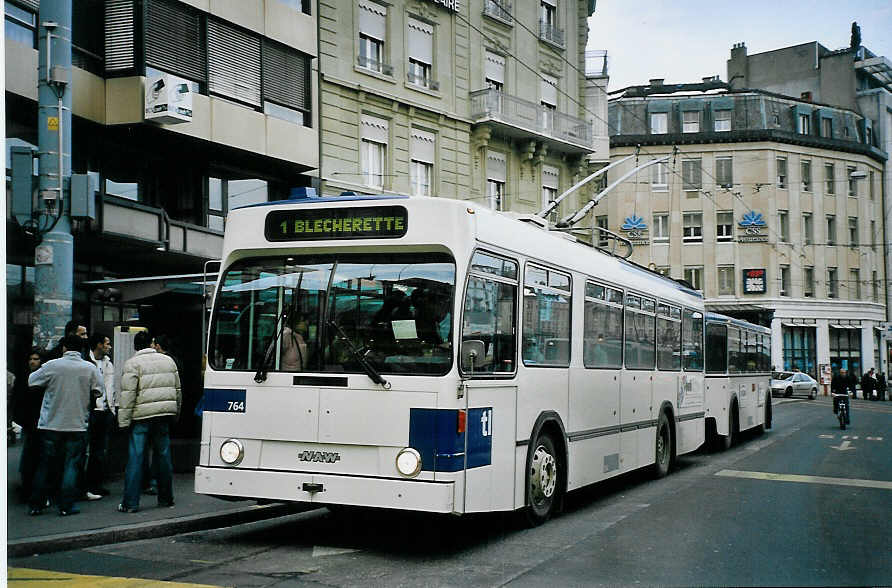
[33,0,73,349]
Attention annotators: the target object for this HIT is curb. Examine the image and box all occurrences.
[8,502,308,558]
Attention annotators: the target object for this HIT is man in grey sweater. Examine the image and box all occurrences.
[28,334,103,516]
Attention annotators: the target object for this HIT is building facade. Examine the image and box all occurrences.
[317,0,607,223]
[607,81,886,379]
[5,0,319,429]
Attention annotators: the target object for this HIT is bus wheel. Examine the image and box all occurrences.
[719,403,736,450]
[765,395,772,430]
[525,434,561,526]
[652,411,672,479]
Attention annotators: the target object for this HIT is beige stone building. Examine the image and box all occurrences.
[317,0,608,221]
[606,82,886,378]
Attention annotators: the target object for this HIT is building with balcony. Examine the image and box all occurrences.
[5,0,318,429]
[606,78,886,379]
[317,0,607,222]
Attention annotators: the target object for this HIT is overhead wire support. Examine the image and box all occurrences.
[536,152,638,219]
[557,148,673,228]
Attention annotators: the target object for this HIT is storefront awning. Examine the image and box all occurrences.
[83,273,218,303]
[829,324,859,329]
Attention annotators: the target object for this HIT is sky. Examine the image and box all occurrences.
[587,1,892,92]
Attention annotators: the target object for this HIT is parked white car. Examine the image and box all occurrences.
[771,371,818,399]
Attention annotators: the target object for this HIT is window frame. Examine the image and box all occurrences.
[650,112,668,135]
[522,263,572,368]
[682,212,703,243]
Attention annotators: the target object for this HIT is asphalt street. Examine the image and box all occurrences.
[9,398,892,587]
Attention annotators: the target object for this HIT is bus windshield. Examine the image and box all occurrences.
[209,252,455,376]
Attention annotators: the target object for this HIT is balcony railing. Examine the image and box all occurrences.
[407,71,440,91]
[585,50,608,77]
[483,0,513,24]
[356,55,393,77]
[539,21,564,48]
[470,88,592,150]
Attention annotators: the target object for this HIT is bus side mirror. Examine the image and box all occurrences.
[461,340,485,375]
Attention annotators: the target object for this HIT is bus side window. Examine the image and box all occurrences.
[461,252,518,375]
[705,323,727,373]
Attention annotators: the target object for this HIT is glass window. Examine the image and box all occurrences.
[828,267,838,299]
[718,266,735,295]
[848,166,857,197]
[801,160,812,192]
[825,163,835,194]
[684,267,702,291]
[209,252,455,375]
[803,213,813,245]
[105,177,140,201]
[849,269,860,300]
[583,282,623,369]
[651,161,668,190]
[228,179,268,209]
[682,159,702,190]
[5,2,36,48]
[362,139,386,189]
[714,109,731,132]
[487,180,504,211]
[359,33,385,73]
[777,157,787,189]
[463,251,518,375]
[778,211,789,242]
[780,265,790,297]
[826,215,836,246]
[783,326,816,376]
[410,160,432,196]
[653,213,669,242]
[523,265,571,367]
[803,267,814,298]
[683,213,702,242]
[705,323,727,373]
[716,212,733,242]
[650,112,668,134]
[596,215,609,247]
[829,326,861,377]
[822,117,832,138]
[656,305,681,371]
[682,308,703,371]
[715,157,733,188]
[848,217,858,246]
[682,110,700,133]
[798,113,810,134]
[624,295,655,369]
[727,326,742,374]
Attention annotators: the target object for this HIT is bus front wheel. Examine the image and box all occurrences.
[525,433,562,526]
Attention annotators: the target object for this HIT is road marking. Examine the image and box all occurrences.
[867,436,884,441]
[842,435,859,440]
[831,440,855,451]
[716,469,892,491]
[818,434,834,439]
[8,567,224,587]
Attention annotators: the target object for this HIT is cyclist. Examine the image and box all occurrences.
[831,368,852,425]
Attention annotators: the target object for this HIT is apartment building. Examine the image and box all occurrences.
[606,80,886,378]
[317,0,607,221]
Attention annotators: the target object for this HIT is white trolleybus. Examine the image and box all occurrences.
[704,313,772,450]
[195,193,708,524]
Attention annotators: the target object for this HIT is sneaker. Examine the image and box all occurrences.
[85,491,103,501]
[59,507,81,516]
[158,500,175,508]
[117,503,139,513]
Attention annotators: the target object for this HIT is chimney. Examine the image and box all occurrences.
[649,78,664,86]
[727,42,748,90]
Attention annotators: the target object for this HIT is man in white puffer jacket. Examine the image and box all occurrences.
[117,330,181,513]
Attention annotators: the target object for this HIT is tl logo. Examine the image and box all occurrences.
[738,211,766,227]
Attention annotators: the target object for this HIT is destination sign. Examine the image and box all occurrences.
[265,206,408,241]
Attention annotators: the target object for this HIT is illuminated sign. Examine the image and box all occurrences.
[737,211,768,243]
[265,206,408,241]
[743,268,766,294]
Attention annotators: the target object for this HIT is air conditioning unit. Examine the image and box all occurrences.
[145,72,193,124]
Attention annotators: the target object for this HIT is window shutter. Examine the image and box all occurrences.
[208,19,261,106]
[17,0,40,11]
[542,165,559,189]
[487,150,507,182]
[484,51,505,84]
[541,76,558,106]
[411,128,435,163]
[407,18,433,64]
[145,0,206,82]
[263,40,310,112]
[105,0,135,72]
[358,0,386,41]
[361,114,389,144]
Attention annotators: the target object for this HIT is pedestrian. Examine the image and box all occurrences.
[13,348,46,502]
[118,330,181,513]
[831,368,852,425]
[86,332,116,498]
[7,369,16,445]
[877,372,887,401]
[27,334,103,516]
[48,320,89,360]
[846,370,858,398]
[861,368,876,400]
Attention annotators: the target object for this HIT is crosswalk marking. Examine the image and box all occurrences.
[716,469,892,491]
[8,567,223,587]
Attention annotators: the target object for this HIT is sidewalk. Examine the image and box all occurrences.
[6,441,303,558]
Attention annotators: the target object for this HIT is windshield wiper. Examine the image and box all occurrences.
[329,320,391,389]
[254,307,288,383]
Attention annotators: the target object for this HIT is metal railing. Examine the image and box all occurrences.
[483,0,513,24]
[356,55,393,77]
[539,21,564,48]
[585,50,608,77]
[470,88,592,148]
[407,71,439,91]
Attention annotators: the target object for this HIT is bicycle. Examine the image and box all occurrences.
[832,391,850,430]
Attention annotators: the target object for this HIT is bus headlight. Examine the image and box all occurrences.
[220,438,244,466]
[395,447,422,478]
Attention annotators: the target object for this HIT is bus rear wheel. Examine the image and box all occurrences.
[652,411,673,478]
[525,433,562,526]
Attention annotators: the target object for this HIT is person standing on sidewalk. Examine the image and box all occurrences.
[86,333,116,498]
[13,348,46,502]
[118,331,181,513]
[27,335,103,516]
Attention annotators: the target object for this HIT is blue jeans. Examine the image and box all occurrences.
[122,418,174,509]
[30,430,87,512]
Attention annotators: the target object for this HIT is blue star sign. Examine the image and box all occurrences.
[738,211,766,227]
[622,214,647,230]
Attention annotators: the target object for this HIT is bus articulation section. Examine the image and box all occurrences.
[195,194,707,525]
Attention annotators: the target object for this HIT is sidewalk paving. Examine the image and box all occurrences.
[6,442,303,558]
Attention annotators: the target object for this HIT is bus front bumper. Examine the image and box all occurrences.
[194,466,455,513]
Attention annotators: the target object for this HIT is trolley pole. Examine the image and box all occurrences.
[33,0,74,349]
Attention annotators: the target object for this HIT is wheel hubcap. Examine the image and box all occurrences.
[530,445,557,505]
[656,426,668,463]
